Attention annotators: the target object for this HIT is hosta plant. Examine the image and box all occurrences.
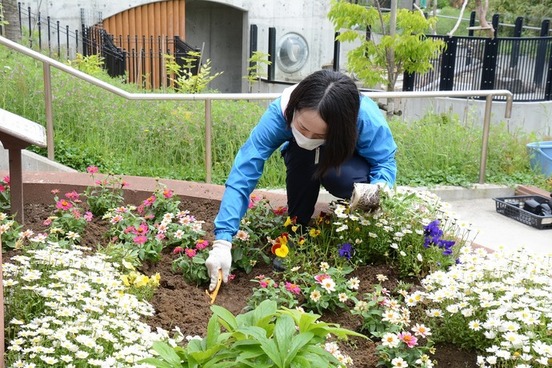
[142,299,366,367]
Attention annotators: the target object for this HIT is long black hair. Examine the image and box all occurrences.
[284,69,360,177]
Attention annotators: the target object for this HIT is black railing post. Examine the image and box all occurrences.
[27,7,32,46]
[544,40,552,100]
[333,32,340,71]
[534,20,550,87]
[17,3,22,36]
[492,14,499,38]
[510,17,523,67]
[267,27,276,82]
[439,36,457,90]
[66,25,70,58]
[468,11,476,37]
[57,21,61,57]
[480,38,499,91]
[249,24,258,63]
[81,24,88,56]
[37,12,42,51]
[47,16,51,56]
[402,71,415,91]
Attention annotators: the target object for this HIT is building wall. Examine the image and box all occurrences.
[18,0,341,92]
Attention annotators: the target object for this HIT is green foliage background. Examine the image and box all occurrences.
[0,28,549,191]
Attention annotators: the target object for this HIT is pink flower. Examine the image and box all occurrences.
[398,332,418,348]
[121,181,129,188]
[65,190,80,201]
[185,248,197,258]
[51,189,60,195]
[84,211,93,222]
[156,233,166,240]
[133,235,148,245]
[195,239,209,250]
[2,176,10,185]
[163,189,174,198]
[314,274,330,284]
[56,199,73,211]
[143,195,156,207]
[173,246,184,254]
[285,282,301,295]
[43,218,52,226]
[259,280,269,288]
[0,185,5,193]
[86,165,99,174]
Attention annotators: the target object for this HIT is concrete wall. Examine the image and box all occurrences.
[398,97,552,138]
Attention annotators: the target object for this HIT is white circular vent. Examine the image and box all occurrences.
[276,33,309,73]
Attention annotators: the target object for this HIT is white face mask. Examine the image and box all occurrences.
[291,125,325,151]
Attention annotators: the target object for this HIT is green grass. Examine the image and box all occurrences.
[0,46,549,191]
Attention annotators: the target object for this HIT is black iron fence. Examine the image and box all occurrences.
[403,34,552,101]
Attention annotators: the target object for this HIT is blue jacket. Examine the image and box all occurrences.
[214,94,397,242]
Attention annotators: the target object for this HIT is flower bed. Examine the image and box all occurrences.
[1,170,551,367]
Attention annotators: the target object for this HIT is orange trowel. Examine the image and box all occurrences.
[205,269,223,304]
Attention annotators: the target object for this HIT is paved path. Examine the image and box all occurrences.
[447,197,552,255]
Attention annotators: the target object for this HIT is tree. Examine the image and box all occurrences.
[1,0,21,42]
[328,0,445,115]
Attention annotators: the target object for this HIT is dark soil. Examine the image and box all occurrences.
[20,199,479,368]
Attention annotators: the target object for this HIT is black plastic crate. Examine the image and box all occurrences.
[493,195,552,230]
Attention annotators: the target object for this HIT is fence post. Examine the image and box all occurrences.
[492,14,499,38]
[333,32,340,72]
[267,27,276,82]
[468,11,476,37]
[533,20,549,87]
[545,42,552,100]
[439,37,457,91]
[38,12,42,50]
[510,17,523,67]
[480,38,498,91]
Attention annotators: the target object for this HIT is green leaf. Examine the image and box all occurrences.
[286,331,315,363]
[148,341,183,366]
[211,304,238,331]
[238,326,282,367]
[273,315,295,364]
[206,310,221,347]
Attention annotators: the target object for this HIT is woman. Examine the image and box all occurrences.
[206,70,397,291]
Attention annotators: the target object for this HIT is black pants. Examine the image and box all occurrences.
[282,140,371,225]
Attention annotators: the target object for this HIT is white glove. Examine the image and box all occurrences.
[350,183,389,212]
[205,240,232,291]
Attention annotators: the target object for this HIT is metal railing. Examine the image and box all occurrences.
[0,35,513,184]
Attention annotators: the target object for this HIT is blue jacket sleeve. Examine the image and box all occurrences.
[214,98,291,242]
[356,96,398,186]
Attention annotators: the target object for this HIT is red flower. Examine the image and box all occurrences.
[172,246,184,254]
[273,206,287,216]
